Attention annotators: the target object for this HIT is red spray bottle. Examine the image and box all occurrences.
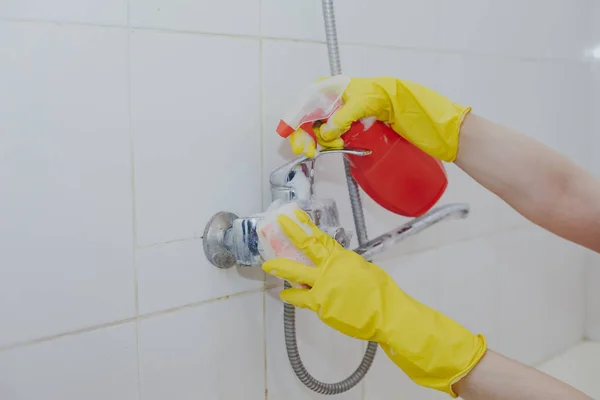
[277,76,447,217]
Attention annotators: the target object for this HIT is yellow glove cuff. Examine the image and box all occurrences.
[381,333,486,397]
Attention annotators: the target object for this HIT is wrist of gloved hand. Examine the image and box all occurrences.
[376,286,487,397]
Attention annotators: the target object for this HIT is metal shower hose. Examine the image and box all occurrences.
[282,0,378,394]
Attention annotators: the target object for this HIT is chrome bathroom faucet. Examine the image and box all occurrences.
[202,149,368,268]
[269,148,371,203]
[202,149,470,269]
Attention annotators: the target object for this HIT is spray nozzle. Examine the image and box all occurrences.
[276,75,351,141]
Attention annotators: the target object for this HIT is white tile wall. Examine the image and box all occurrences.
[130,0,260,36]
[586,243,600,340]
[586,0,600,338]
[262,0,591,59]
[137,238,263,315]
[539,341,600,399]
[138,292,264,400]
[0,0,127,25]
[587,57,600,340]
[131,30,262,246]
[0,0,596,398]
[263,0,434,48]
[593,65,600,175]
[260,0,324,41]
[335,0,438,49]
[0,22,134,347]
[0,323,138,400]
[495,227,586,365]
[437,0,592,60]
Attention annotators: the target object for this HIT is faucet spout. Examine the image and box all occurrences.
[354,203,470,261]
[269,148,371,204]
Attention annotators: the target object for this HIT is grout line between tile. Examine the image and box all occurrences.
[138,286,275,320]
[125,2,142,398]
[0,17,591,66]
[0,286,278,354]
[259,46,266,212]
[125,0,137,335]
[2,16,128,30]
[138,236,200,249]
[258,0,269,395]
[0,317,137,353]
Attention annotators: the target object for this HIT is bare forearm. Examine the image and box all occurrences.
[453,351,591,400]
[455,114,600,253]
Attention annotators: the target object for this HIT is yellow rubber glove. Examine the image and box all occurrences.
[289,125,343,158]
[262,209,486,397]
[313,77,471,162]
[289,128,317,158]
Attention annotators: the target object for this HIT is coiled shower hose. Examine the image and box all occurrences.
[282,0,378,394]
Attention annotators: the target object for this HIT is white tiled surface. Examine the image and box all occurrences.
[495,228,586,366]
[260,0,324,42]
[0,0,127,25]
[437,0,591,60]
[538,341,600,399]
[335,0,438,49]
[586,252,600,340]
[130,0,260,36]
[592,64,600,175]
[0,323,138,400]
[138,292,264,400]
[1,0,597,398]
[0,22,134,347]
[587,46,600,341]
[262,0,437,49]
[137,239,263,314]
[131,30,262,245]
[262,0,591,60]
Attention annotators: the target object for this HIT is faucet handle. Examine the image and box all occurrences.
[269,148,371,204]
[269,148,371,188]
[318,148,372,157]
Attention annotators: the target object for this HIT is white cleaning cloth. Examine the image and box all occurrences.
[257,200,314,267]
